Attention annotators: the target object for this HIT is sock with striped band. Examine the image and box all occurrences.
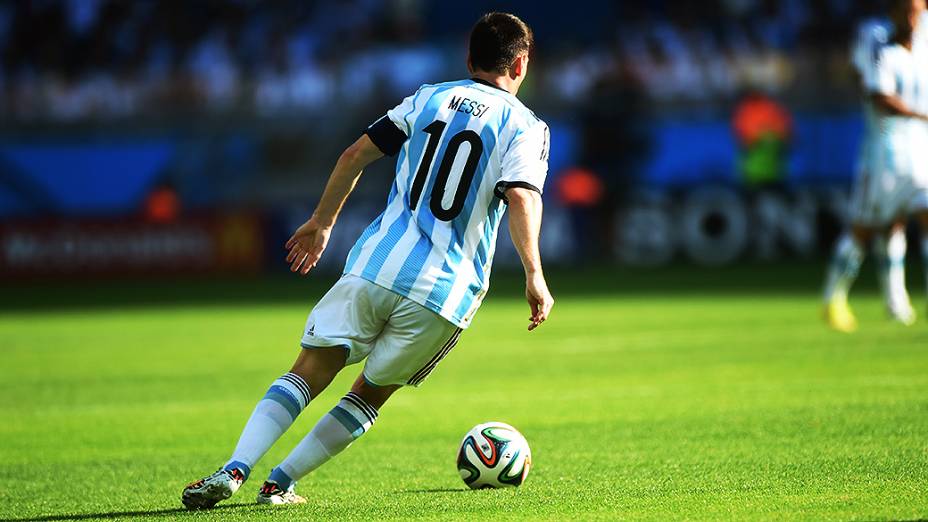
[268,392,378,490]
[224,372,312,479]
[823,234,863,303]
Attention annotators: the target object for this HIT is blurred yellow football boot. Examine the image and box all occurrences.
[824,299,857,333]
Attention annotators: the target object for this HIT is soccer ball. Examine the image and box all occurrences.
[456,421,531,489]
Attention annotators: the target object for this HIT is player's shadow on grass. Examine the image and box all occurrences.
[1,502,259,522]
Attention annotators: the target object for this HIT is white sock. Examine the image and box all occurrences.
[886,229,908,304]
[225,373,312,478]
[270,392,378,489]
[823,234,863,303]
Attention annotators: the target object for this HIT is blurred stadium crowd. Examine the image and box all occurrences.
[1,0,874,122]
[0,0,895,275]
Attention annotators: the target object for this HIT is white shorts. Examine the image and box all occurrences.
[301,274,462,387]
[850,136,928,226]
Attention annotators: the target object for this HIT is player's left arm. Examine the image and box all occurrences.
[286,135,383,275]
[497,119,552,330]
[507,187,553,331]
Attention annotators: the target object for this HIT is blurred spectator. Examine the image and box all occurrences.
[0,0,876,123]
[732,90,792,188]
[556,167,606,263]
[144,183,180,223]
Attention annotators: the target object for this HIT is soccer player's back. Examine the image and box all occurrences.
[181,12,554,509]
[347,78,548,327]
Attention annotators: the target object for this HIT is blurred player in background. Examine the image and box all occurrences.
[823,0,928,332]
[825,1,913,328]
[853,4,909,317]
[182,12,553,508]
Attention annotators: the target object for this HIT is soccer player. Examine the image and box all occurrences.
[825,6,915,330]
[182,12,553,508]
[823,0,928,332]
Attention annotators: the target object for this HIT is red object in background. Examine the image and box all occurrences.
[0,214,264,279]
[732,93,792,147]
[144,186,181,223]
[556,167,605,208]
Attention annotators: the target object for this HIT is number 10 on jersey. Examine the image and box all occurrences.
[409,120,485,221]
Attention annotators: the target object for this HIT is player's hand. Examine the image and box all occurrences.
[285,216,332,275]
[525,271,553,331]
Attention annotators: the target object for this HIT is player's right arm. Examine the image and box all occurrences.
[871,92,928,120]
[507,186,553,331]
[286,134,384,275]
[287,89,421,275]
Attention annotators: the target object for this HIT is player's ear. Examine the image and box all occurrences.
[510,53,528,80]
[466,53,475,75]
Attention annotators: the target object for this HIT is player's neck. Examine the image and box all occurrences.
[470,71,519,96]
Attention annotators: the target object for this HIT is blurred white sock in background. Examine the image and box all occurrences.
[885,229,909,306]
[823,234,863,303]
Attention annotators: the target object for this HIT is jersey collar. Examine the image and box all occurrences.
[470,77,508,93]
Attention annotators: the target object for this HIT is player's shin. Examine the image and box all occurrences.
[225,372,313,479]
[267,392,378,490]
[823,234,864,303]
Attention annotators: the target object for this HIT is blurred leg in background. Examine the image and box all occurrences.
[872,233,889,300]
[918,212,928,310]
[822,228,871,332]
[879,223,914,324]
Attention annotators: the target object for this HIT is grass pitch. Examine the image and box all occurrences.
[1,266,926,521]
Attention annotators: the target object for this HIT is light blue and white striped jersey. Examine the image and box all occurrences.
[852,17,892,175]
[855,13,928,176]
[855,12,928,88]
[873,37,928,142]
[919,11,928,55]
[345,79,549,328]
[852,17,891,84]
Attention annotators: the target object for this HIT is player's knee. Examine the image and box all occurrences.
[289,346,347,395]
[350,375,400,410]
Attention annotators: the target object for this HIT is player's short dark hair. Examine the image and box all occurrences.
[468,12,534,74]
